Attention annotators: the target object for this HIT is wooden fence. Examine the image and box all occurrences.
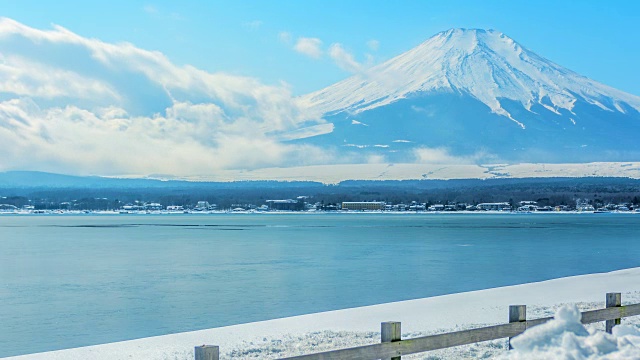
[194,292,640,360]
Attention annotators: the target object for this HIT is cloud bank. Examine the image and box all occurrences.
[0,18,489,178]
[328,44,363,73]
[366,39,380,51]
[0,18,332,176]
[413,147,497,165]
[294,37,323,59]
[288,34,371,74]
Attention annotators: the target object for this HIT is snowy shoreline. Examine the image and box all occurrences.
[4,267,640,360]
[1,210,639,215]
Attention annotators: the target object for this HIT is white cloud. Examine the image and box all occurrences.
[0,17,333,176]
[328,43,363,73]
[413,147,495,164]
[289,36,375,75]
[0,54,120,101]
[411,105,438,117]
[143,5,158,14]
[364,53,375,67]
[294,37,323,59]
[366,39,379,51]
[413,147,461,164]
[367,154,386,164]
[243,20,263,30]
[278,31,292,44]
[0,98,335,175]
[142,5,184,21]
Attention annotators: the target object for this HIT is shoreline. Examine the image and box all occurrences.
[1,210,639,215]
[5,267,640,360]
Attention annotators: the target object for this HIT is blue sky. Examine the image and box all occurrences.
[2,0,639,95]
[0,1,639,177]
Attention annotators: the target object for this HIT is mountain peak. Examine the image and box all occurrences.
[437,28,513,50]
[301,28,640,128]
[439,27,497,37]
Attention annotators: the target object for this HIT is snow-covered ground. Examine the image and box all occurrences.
[176,161,640,184]
[5,267,640,360]
[498,305,640,359]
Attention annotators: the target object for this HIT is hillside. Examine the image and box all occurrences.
[295,29,640,164]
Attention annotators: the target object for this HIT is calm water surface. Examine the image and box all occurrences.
[1,213,640,356]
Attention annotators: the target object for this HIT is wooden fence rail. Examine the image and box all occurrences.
[194,292,640,360]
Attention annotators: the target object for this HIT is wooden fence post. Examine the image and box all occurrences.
[508,305,526,350]
[606,292,622,333]
[195,345,219,360]
[381,321,401,360]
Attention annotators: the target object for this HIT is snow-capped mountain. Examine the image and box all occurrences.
[296,29,640,164]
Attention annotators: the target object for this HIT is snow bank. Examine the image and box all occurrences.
[4,268,640,360]
[499,305,640,359]
[193,162,640,183]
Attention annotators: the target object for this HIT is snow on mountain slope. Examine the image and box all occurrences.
[300,29,640,130]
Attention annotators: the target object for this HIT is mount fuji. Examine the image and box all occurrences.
[294,28,640,164]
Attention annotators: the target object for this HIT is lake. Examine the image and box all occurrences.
[1,213,639,357]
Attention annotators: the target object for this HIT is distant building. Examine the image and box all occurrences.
[576,204,595,212]
[575,199,594,212]
[519,201,538,206]
[122,204,144,211]
[145,203,163,210]
[476,202,512,211]
[321,203,340,211]
[194,201,216,211]
[395,203,408,211]
[409,203,426,211]
[341,201,384,211]
[266,199,302,211]
[518,204,538,212]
